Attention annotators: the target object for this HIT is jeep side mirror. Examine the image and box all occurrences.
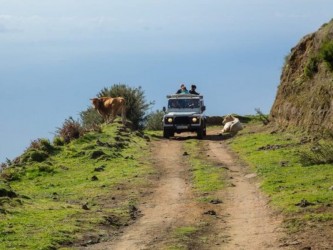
[163,107,166,112]
[201,106,206,112]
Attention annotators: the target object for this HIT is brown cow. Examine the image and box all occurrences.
[90,97,126,125]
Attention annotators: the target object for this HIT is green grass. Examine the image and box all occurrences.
[229,125,333,215]
[0,123,153,249]
[183,139,225,198]
[174,226,198,237]
[167,226,199,250]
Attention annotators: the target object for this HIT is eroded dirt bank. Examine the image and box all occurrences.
[85,131,290,250]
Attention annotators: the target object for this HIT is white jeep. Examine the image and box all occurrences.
[162,94,207,139]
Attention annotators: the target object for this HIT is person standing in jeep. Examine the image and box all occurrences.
[189,85,200,95]
[176,84,189,94]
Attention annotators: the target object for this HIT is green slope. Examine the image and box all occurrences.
[0,123,153,249]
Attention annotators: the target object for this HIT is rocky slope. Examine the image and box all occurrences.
[270,19,333,134]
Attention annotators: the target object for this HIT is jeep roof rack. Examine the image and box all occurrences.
[167,94,203,99]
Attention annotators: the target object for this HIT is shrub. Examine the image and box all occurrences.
[56,117,83,143]
[29,151,49,162]
[90,150,106,159]
[53,136,65,146]
[0,182,17,198]
[299,141,333,166]
[80,107,103,129]
[0,163,6,171]
[145,110,164,130]
[27,138,54,154]
[38,165,55,173]
[0,160,10,170]
[304,56,319,78]
[20,150,49,163]
[320,41,333,71]
[19,138,55,164]
[254,108,270,125]
[0,168,22,181]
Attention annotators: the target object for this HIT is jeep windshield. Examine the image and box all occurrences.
[168,99,199,109]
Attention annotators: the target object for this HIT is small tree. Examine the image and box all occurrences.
[80,107,103,129]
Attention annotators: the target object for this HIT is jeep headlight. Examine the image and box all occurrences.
[167,117,173,123]
[192,117,198,123]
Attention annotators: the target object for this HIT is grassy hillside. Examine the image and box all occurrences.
[1,118,333,249]
[0,122,153,249]
[228,123,333,248]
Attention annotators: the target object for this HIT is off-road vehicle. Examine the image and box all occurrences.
[162,94,207,139]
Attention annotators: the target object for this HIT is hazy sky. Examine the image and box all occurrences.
[1,0,332,162]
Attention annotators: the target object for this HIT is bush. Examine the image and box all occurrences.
[82,84,153,130]
[145,110,164,130]
[0,162,7,170]
[20,150,49,163]
[80,107,103,129]
[38,165,55,173]
[27,138,54,154]
[0,182,17,198]
[304,56,319,78]
[53,136,65,146]
[56,117,83,143]
[1,168,22,181]
[90,150,106,159]
[299,141,333,166]
[19,138,55,164]
[320,41,333,71]
[29,151,49,162]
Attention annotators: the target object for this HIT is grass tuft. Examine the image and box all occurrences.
[298,141,333,166]
[184,140,225,194]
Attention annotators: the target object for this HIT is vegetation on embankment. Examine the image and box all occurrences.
[270,19,333,133]
[228,122,333,247]
[0,122,153,249]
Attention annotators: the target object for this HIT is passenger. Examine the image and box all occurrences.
[169,99,180,108]
[176,84,189,94]
[189,84,199,95]
[187,99,198,108]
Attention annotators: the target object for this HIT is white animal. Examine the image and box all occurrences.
[220,114,243,134]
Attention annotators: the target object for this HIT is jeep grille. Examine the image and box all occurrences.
[174,116,191,125]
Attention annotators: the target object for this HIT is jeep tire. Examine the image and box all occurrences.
[197,126,204,139]
[163,129,174,139]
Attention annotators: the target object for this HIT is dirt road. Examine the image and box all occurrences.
[86,130,289,250]
[207,138,286,249]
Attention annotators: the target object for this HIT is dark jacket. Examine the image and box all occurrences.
[189,89,199,95]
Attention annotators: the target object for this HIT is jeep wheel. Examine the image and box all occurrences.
[203,124,207,136]
[197,127,204,139]
[163,129,174,139]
